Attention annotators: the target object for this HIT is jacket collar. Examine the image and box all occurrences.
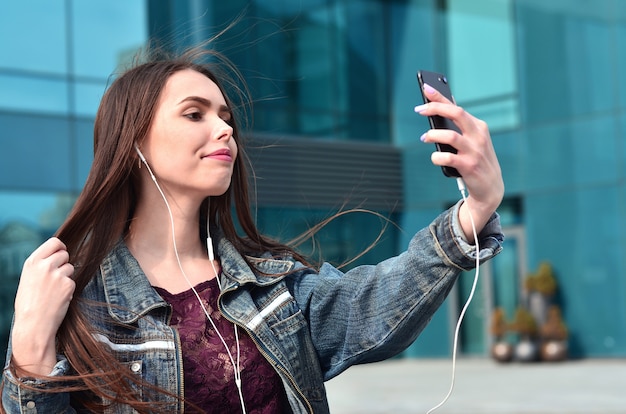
[216,231,296,290]
[99,240,166,324]
[99,235,296,323]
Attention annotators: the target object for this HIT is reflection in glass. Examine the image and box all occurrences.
[209,1,390,141]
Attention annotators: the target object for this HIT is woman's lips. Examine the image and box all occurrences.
[204,149,232,162]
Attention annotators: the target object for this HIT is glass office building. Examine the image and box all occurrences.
[1,0,624,359]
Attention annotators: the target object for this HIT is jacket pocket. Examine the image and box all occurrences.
[251,288,326,403]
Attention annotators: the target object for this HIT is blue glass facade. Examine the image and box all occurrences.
[1,0,624,359]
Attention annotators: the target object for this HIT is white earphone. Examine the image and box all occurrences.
[133,144,244,412]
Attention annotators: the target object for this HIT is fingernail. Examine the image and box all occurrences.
[414,104,427,113]
[420,133,427,142]
[423,83,437,95]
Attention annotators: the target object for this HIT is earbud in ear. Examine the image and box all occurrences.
[134,145,157,183]
[135,145,146,162]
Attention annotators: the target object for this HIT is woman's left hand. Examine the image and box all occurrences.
[415,83,504,240]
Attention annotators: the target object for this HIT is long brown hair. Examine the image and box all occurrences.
[4,46,309,413]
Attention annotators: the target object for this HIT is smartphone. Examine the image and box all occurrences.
[417,70,461,178]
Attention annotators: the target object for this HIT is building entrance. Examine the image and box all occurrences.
[456,225,527,355]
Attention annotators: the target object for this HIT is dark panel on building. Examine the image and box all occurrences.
[246,135,403,211]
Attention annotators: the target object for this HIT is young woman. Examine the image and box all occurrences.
[2,47,504,413]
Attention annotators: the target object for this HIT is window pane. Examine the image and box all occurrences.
[0,74,68,115]
[0,1,67,74]
[335,0,389,140]
[0,113,72,191]
[388,1,437,147]
[447,0,519,131]
[72,0,147,78]
[208,0,390,142]
[74,81,107,117]
[517,1,615,124]
[338,1,388,115]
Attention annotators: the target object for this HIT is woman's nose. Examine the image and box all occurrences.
[213,120,233,141]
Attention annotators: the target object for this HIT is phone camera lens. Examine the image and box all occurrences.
[439,76,448,84]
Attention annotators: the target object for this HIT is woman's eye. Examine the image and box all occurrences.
[185,111,203,121]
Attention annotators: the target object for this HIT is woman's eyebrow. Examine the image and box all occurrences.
[178,96,230,113]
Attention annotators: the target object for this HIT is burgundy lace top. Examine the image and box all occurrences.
[153,278,288,413]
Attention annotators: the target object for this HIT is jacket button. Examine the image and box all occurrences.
[26,401,36,409]
[130,362,141,373]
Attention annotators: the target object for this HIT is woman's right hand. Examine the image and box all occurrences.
[10,237,75,377]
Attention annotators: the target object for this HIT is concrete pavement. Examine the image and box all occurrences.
[325,358,626,413]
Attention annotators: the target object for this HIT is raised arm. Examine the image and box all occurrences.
[290,203,503,381]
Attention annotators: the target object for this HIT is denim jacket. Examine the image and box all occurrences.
[2,202,503,413]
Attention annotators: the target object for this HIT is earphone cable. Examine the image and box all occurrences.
[426,177,480,414]
[137,149,247,413]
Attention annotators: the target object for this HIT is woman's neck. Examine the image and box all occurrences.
[125,205,220,292]
[129,184,207,256]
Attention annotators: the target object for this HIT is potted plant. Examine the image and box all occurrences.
[510,306,539,362]
[490,307,513,362]
[525,262,557,326]
[539,305,568,361]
